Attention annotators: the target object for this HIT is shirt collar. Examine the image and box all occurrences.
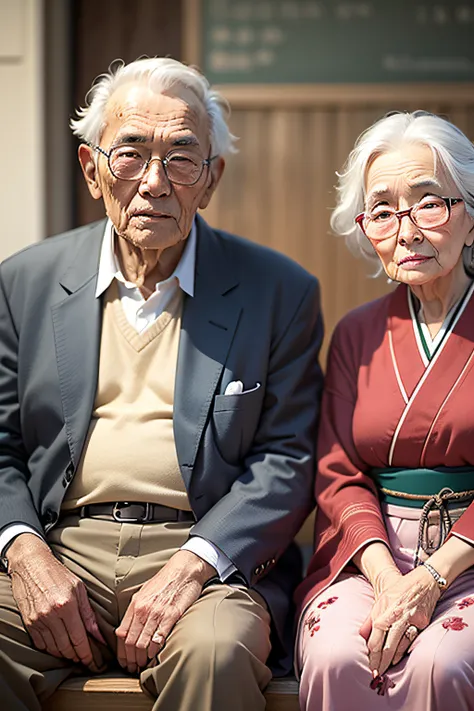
[95,218,196,298]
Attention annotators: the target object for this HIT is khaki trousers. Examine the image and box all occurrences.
[0,515,272,711]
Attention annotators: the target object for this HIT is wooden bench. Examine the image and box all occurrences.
[43,673,299,710]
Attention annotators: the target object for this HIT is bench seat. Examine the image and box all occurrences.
[43,673,299,711]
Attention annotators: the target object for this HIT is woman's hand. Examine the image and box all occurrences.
[362,565,440,675]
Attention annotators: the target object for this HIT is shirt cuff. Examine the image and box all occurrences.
[181,536,237,581]
[0,524,44,557]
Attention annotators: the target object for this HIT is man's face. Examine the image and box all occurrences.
[79,83,224,251]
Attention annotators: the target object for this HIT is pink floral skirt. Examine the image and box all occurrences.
[297,503,474,711]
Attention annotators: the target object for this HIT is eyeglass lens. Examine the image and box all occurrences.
[109,146,204,184]
[363,197,450,239]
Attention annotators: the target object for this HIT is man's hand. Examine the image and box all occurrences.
[115,550,216,673]
[6,533,106,671]
[360,565,440,676]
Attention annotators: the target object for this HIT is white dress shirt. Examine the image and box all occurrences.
[1,219,236,581]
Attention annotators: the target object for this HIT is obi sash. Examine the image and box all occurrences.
[372,467,474,509]
[372,466,474,561]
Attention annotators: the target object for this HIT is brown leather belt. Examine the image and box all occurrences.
[76,502,195,524]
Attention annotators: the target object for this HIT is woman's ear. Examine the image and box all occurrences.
[467,221,474,246]
[199,156,225,210]
[462,243,474,277]
[78,144,103,200]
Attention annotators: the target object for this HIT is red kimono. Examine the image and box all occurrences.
[296,281,474,613]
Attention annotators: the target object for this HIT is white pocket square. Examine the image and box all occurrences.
[224,381,261,396]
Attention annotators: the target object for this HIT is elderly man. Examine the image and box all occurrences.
[0,57,322,711]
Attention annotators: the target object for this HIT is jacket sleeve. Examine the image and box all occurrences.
[295,318,390,609]
[0,270,44,536]
[311,322,389,570]
[190,277,324,586]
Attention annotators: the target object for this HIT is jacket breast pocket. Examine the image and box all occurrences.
[211,384,263,464]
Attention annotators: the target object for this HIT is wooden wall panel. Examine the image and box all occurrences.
[201,92,474,360]
[71,2,474,360]
[72,0,183,227]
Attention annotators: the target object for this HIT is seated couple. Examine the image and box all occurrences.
[0,57,473,711]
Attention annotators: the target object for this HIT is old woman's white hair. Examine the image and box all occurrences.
[70,57,237,156]
[331,110,474,269]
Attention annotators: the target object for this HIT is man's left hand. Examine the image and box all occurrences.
[115,550,216,672]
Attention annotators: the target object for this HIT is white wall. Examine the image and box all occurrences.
[0,0,44,261]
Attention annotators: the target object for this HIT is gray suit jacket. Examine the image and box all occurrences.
[0,215,323,672]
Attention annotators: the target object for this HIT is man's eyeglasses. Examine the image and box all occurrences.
[355,196,464,241]
[89,143,217,186]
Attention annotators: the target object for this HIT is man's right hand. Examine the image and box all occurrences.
[6,533,106,672]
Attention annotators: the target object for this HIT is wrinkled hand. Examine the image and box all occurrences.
[7,534,106,671]
[360,566,440,675]
[115,550,216,673]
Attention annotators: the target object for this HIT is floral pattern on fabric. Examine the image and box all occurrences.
[457,597,474,610]
[305,596,339,637]
[304,612,321,636]
[442,616,468,631]
[317,596,339,609]
[370,673,396,696]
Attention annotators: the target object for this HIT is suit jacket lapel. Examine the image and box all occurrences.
[174,216,242,487]
[51,222,104,467]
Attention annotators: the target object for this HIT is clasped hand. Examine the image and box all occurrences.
[360,566,441,675]
[115,550,216,673]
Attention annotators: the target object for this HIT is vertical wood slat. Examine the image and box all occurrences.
[72,0,183,227]
[201,99,474,361]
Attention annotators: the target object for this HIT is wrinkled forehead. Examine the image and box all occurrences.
[364,142,457,198]
[101,81,210,146]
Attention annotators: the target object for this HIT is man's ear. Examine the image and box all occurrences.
[199,156,225,210]
[78,144,103,200]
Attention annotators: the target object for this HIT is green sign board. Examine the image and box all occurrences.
[201,0,474,83]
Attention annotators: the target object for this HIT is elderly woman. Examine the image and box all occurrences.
[296,111,474,710]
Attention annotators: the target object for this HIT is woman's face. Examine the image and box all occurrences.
[363,143,474,286]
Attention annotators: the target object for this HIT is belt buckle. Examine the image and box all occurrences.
[112,502,150,523]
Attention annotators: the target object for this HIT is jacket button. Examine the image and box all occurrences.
[254,565,264,576]
[43,509,57,526]
[63,463,75,486]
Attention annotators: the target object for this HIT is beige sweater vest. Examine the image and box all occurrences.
[63,281,191,511]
